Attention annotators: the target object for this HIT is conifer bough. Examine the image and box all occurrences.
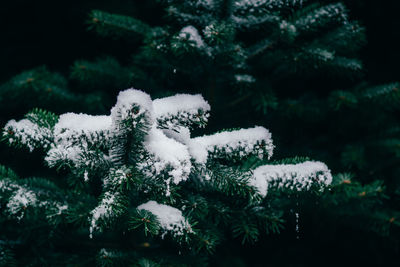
[1,89,332,265]
[84,0,365,113]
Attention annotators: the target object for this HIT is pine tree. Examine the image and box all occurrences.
[82,0,364,113]
[81,0,400,249]
[0,66,107,123]
[1,0,399,264]
[0,88,337,265]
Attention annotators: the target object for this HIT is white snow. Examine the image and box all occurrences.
[142,128,192,186]
[307,48,334,61]
[249,161,332,197]
[153,93,210,129]
[203,23,218,39]
[162,127,191,145]
[137,200,191,237]
[53,113,112,148]
[54,203,68,215]
[0,180,18,196]
[111,88,154,126]
[98,248,113,258]
[103,167,130,189]
[49,113,112,172]
[153,94,210,119]
[196,0,215,8]
[6,187,38,220]
[1,179,67,221]
[4,119,53,151]
[178,26,205,48]
[45,145,83,168]
[89,191,119,238]
[233,0,307,13]
[46,143,111,183]
[84,171,89,182]
[46,113,113,179]
[295,3,348,30]
[55,113,112,134]
[234,0,275,9]
[46,203,69,219]
[189,126,274,163]
[235,74,256,83]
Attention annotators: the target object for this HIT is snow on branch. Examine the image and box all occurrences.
[153,93,210,129]
[46,114,113,179]
[4,119,54,152]
[162,126,191,145]
[294,3,348,33]
[139,128,192,196]
[195,0,215,9]
[111,89,154,128]
[176,26,206,49]
[54,113,112,147]
[233,0,281,11]
[103,166,132,190]
[235,74,256,83]
[56,113,111,133]
[231,14,280,29]
[189,126,274,164]
[6,187,38,220]
[45,145,111,181]
[0,179,67,221]
[2,87,335,243]
[89,191,125,238]
[233,0,308,12]
[166,6,213,26]
[137,200,192,238]
[249,161,332,197]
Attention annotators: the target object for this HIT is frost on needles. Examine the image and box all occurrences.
[2,88,331,247]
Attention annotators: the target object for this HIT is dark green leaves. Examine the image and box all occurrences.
[25,108,59,130]
[192,230,220,254]
[0,245,17,267]
[129,209,161,236]
[88,10,151,41]
[70,56,133,91]
[232,219,259,244]
[0,165,18,180]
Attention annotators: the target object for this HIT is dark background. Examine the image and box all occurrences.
[0,0,399,85]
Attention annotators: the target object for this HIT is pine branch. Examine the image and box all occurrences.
[361,83,400,109]
[88,10,152,40]
[70,56,133,90]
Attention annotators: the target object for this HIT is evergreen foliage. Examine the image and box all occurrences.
[0,88,334,265]
[0,0,399,265]
[83,0,365,111]
[80,0,400,256]
[0,67,106,123]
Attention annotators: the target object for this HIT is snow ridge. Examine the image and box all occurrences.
[111,88,154,127]
[189,126,274,163]
[0,179,68,221]
[154,94,210,129]
[4,119,53,151]
[153,94,210,119]
[140,128,192,196]
[249,161,332,196]
[178,26,205,48]
[137,200,192,238]
[89,191,122,238]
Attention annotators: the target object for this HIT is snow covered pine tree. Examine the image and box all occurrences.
[1,89,332,265]
[85,0,364,113]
